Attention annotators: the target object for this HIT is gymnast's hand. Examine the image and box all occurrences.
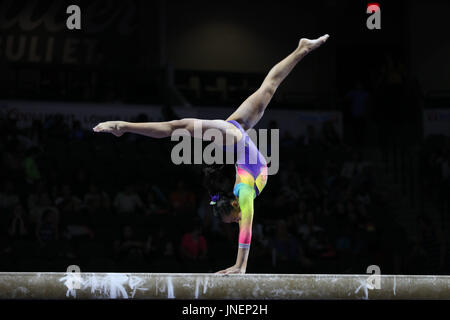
[93,121,126,137]
[216,265,246,275]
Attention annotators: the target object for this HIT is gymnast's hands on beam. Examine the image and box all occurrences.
[216,246,249,275]
[216,264,246,275]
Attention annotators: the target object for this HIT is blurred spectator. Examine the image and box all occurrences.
[55,184,83,215]
[151,241,179,272]
[7,203,29,239]
[63,206,95,240]
[179,222,208,262]
[113,184,144,215]
[113,225,146,261]
[144,189,168,215]
[26,181,46,210]
[35,208,59,246]
[0,180,20,210]
[297,210,327,258]
[84,183,111,214]
[29,192,57,225]
[147,226,172,257]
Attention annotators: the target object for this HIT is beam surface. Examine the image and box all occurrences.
[0,273,449,300]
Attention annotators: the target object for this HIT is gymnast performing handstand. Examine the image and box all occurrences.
[93,34,329,274]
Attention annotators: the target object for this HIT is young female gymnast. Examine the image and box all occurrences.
[93,34,329,274]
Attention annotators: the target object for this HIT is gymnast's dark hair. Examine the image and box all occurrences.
[202,163,236,220]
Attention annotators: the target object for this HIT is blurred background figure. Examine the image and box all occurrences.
[113,184,144,216]
[179,220,208,272]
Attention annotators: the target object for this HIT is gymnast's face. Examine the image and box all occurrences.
[222,200,241,224]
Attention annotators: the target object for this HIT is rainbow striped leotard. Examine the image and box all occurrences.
[226,120,268,249]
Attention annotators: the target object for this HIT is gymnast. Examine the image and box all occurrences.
[93,34,329,274]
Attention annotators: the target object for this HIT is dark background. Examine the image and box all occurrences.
[0,0,449,275]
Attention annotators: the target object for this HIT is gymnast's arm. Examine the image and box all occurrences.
[217,185,254,274]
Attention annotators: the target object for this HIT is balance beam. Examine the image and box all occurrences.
[0,273,449,300]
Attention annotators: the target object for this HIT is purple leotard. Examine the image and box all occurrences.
[225,120,267,196]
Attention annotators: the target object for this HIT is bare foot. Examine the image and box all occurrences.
[298,34,329,55]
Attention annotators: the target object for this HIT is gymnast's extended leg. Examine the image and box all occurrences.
[226,34,329,131]
[93,35,329,140]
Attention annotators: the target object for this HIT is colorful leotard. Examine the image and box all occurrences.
[225,120,268,249]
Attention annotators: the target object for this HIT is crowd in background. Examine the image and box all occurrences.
[1,110,447,275]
